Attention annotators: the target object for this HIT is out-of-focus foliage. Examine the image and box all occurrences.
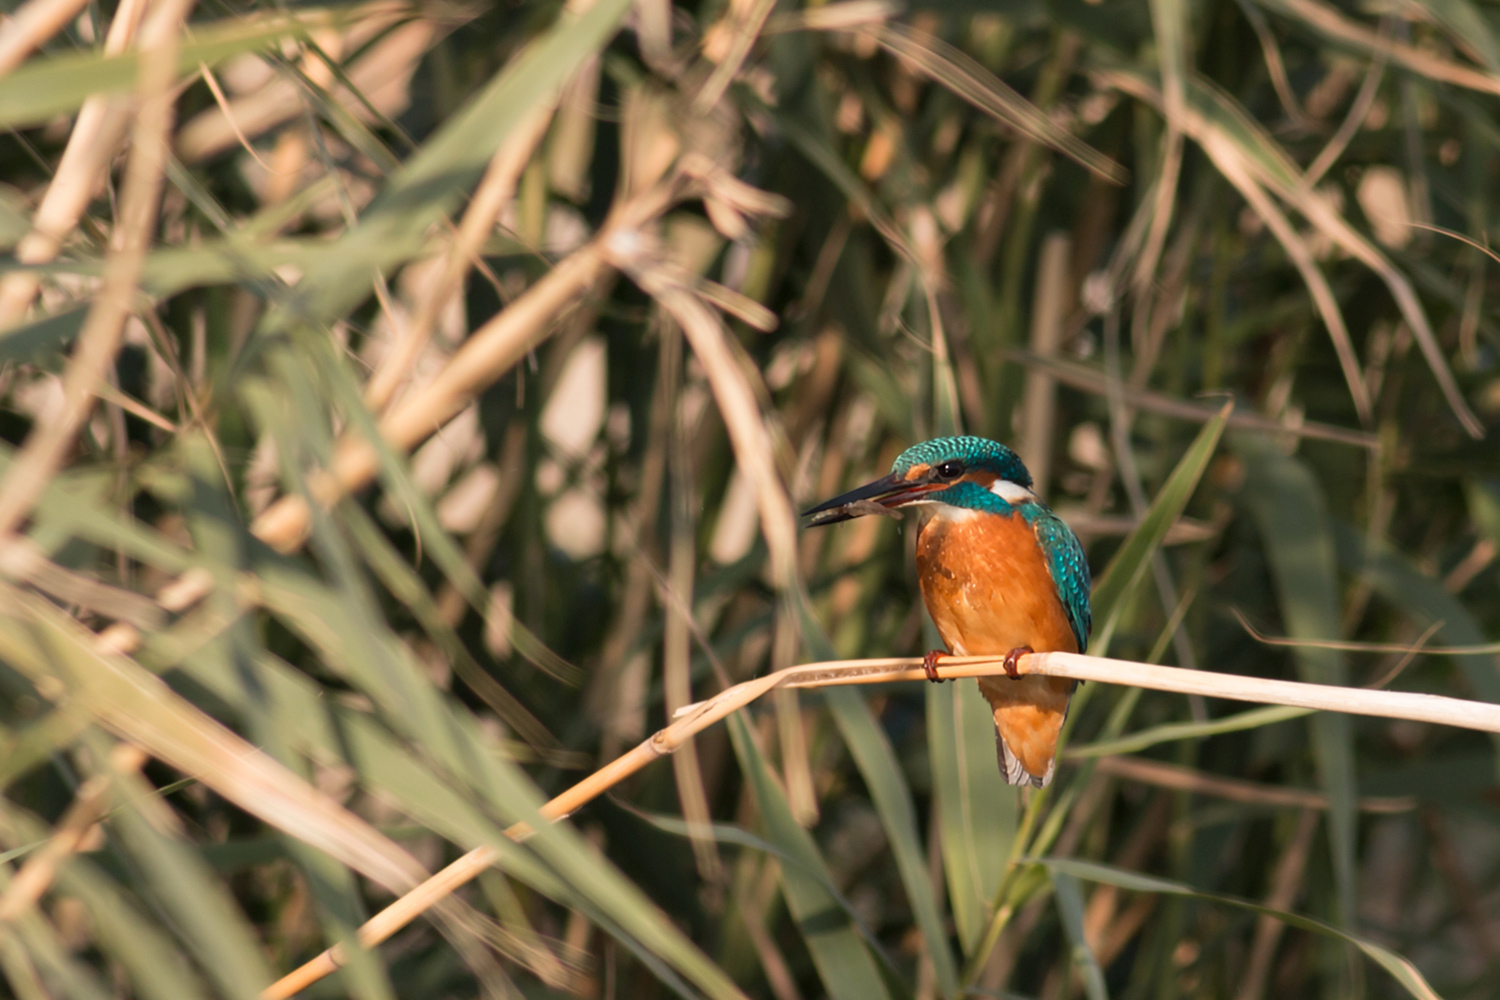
[1,0,1498,996]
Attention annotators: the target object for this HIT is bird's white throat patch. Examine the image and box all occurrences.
[915,500,977,524]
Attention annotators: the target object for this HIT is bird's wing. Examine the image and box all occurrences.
[1032,513,1092,653]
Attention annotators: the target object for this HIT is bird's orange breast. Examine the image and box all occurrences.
[917,506,1079,784]
[915,509,1079,658]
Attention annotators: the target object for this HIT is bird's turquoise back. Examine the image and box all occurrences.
[1030,512,1092,654]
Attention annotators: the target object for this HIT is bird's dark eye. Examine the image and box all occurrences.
[936,460,965,479]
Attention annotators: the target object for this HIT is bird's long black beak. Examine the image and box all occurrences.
[802,472,938,527]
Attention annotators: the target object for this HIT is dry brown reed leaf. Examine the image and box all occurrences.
[615,252,800,590]
[0,0,150,329]
[0,538,164,627]
[0,757,122,922]
[0,0,192,541]
[0,0,93,76]
[176,10,433,162]
[266,647,1500,997]
[91,378,177,431]
[687,154,788,240]
[1239,0,1309,127]
[860,21,1127,184]
[1198,128,1374,425]
[197,58,286,176]
[663,481,724,884]
[1302,18,1388,186]
[1101,71,1480,435]
[694,276,778,331]
[1272,0,1500,97]
[363,102,556,411]
[734,874,805,1000]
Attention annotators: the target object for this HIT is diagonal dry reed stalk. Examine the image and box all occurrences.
[1200,129,1373,425]
[0,746,142,922]
[249,177,681,553]
[1267,0,1500,97]
[0,0,150,329]
[263,647,1500,997]
[0,0,93,76]
[613,252,801,591]
[1102,68,1480,437]
[861,21,1127,183]
[363,102,556,411]
[0,0,194,541]
[697,0,780,112]
[1302,17,1389,187]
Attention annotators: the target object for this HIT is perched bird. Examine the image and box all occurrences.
[804,436,1091,787]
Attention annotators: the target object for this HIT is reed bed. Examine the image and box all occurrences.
[0,0,1498,997]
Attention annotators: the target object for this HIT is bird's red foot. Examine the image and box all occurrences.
[922,650,949,683]
[1002,646,1033,680]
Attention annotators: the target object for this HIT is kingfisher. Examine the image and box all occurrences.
[805,436,1091,788]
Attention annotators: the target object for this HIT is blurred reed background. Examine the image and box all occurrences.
[0,0,1498,996]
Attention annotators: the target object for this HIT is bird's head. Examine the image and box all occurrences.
[803,436,1036,526]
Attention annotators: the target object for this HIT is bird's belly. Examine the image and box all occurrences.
[916,510,1078,656]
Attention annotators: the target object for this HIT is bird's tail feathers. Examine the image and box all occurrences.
[996,732,1054,788]
[980,675,1075,789]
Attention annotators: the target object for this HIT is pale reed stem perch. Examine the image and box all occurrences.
[263,649,1500,998]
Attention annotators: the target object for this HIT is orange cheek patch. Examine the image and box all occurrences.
[903,463,931,481]
[960,470,999,489]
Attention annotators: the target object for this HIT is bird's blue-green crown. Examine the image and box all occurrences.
[891,436,1032,487]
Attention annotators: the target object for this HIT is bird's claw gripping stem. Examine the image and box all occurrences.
[1002,646,1033,680]
[922,650,948,683]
